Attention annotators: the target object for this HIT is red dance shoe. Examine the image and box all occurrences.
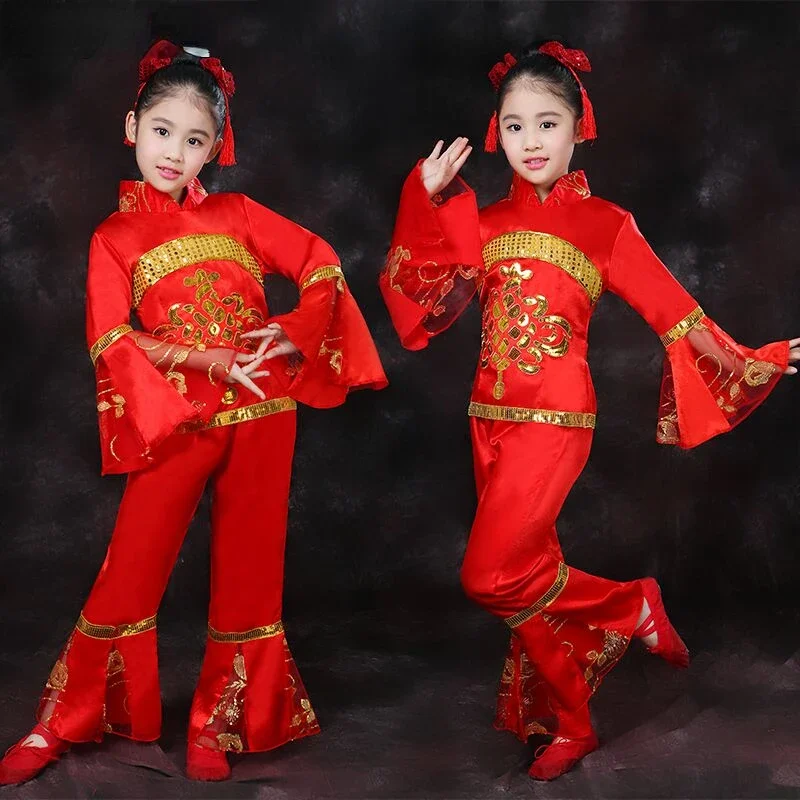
[0,723,71,785]
[635,577,690,668]
[186,744,231,781]
[528,732,599,781]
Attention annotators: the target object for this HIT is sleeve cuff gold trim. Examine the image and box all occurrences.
[89,324,133,364]
[505,563,569,628]
[660,306,705,348]
[300,265,345,292]
[207,620,284,643]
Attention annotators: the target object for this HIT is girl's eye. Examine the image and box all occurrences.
[154,128,169,137]
[187,137,202,147]
[506,124,522,133]
[540,121,557,130]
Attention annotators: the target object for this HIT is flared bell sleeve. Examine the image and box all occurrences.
[86,233,236,475]
[242,197,386,407]
[379,162,483,350]
[607,213,788,448]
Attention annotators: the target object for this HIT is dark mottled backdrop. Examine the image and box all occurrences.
[0,2,798,798]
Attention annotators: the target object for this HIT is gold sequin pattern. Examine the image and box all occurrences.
[132,235,263,308]
[90,324,133,364]
[207,620,284,643]
[180,397,296,434]
[300,265,345,292]
[75,614,156,640]
[660,306,705,347]
[468,402,596,428]
[505,563,570,628]
[482,232,603,304]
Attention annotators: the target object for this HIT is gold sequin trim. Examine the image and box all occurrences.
[482,232,602,304]
[89,324,133,364]
[132,234,262,308]
[468,402,596,428]
[76,614,156,640]
[180,397,296,434]
[300,265,345,292]
[207,620,285,643]
[660,306,705,347]
[505,563,569,628]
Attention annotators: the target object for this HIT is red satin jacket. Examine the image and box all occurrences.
[380,166,788,447]
[88,178,386,474]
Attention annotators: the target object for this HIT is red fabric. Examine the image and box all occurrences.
[465,418,642,733]
[88,179,385,474]
[38,410,319,752]
[382,165,787,441]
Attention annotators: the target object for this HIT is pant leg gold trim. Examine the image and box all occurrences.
[180,397,297,433]
[505,563,569,628]
[300,265,345,292]
[468,402,596,428]
[207,621,284,643]
[76,614,157,639]
[660,306,705,347]
[89,324,133,364]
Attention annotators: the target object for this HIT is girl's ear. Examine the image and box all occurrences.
[573,119,584,145]
[124,111,138,144]
[205,138,224,164]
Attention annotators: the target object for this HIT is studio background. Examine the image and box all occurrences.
[0,2,798,798]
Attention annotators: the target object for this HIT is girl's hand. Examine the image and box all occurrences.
[785,337,800,375]
[225,352,270,400]
[241,323,300,361]
[420,137,472,199]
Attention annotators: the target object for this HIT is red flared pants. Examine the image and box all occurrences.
[462,418,645,739]
[37,406,319,753]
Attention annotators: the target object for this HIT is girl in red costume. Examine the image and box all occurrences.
[380,40,799,780]
[0,40,386,785]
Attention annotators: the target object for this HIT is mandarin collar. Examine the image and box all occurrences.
[508,170,591,209]
[118,177,208,213]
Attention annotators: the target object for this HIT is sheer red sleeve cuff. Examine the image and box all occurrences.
[380,163,483,350]
[656,309,789,448]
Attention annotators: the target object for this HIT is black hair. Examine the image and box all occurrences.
[134,52,226,138]
[496,39,584,122]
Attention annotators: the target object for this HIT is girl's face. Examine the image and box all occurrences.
[498,82,581,200]
[125,92,222,201]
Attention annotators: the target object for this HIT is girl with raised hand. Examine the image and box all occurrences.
[380,40,798,781]
[0,40,386,785]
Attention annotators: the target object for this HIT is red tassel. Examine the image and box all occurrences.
[484,111,499,153]
[578,87,597,141]
[216,94,236,166]
[123,136,135,148]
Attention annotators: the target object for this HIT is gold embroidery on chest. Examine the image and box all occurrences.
[132,234,262,308]
[151,268,265,349]
[482,232,602,303]
[480,263,572,399]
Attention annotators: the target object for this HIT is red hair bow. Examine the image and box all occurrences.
[488,52,518,91]
[125,39,237,166]
[537,41,592,74]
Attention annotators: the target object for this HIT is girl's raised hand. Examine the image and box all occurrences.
[784,337,800,375]
[420,137,472,199]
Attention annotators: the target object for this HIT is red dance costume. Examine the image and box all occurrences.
[380,165,788,748]
[33,178,386,756]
